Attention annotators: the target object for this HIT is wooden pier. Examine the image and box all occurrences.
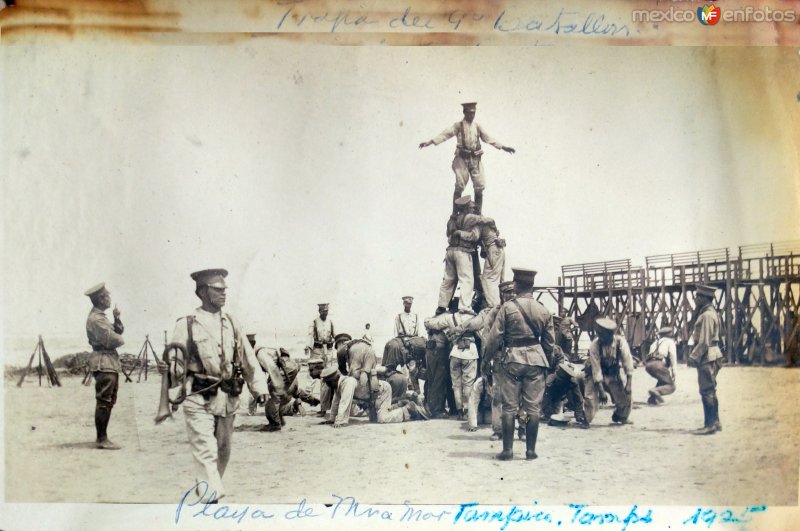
[535,240,800,364]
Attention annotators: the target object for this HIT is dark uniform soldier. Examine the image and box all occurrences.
[484,268,555,461]
[540,346,589,428]
[84,282,124,450]
[688,284,723,435]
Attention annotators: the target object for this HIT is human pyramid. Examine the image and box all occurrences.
[82,102,722,503]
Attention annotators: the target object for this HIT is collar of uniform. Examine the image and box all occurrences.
[90,307,106,316]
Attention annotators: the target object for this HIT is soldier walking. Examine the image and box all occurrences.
[165,269,269,503]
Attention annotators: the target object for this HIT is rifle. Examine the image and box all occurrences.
[365,371,378,423]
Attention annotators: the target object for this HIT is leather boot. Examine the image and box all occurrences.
[95,406,120,449]
[495,414,514,461]
[452,191,461,214]
[95,406,108,442]
[525,417,539,460]
[712,397,722,432]
[474,190,483,214]
[693,400,716,435]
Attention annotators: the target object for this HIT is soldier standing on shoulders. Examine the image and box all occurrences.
[689,285,723,435]
[419,101,515,214]
[484,268,555,461]
[437,196,480,314]
[84,282,125,450]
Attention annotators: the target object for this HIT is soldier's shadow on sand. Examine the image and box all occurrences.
[55,441,101,450]
[638,427,699,435]
[234,424,283,432]
[447,433,488,441]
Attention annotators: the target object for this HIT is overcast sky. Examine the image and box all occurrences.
[3,43,798,358]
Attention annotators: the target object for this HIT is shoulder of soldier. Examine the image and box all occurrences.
[175,313,194,324]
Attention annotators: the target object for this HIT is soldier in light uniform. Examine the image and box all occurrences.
[84,282,125,450]
[437,196,480,313]
[321,341,429,427]
[308,303,335,417]
[584,317,634,425]
[688,284,723,435]
[425,305,476,415]
[392,295,421,392]
[395,296,420,337]
[484,268,555,461]
[645,326,678,405]
[419,101,516,213]
[166,269,269,503]
[460,280,516,439]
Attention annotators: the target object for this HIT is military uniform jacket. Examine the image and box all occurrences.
[86,307,124,373]
[588,335,634,383]
[308,317,335,348]
[485,296,554,367]
[170,308,269,417]
[395,312,419,337]
[446,213,480,251]
[253,347,289,397]
[345,340,380,401]
[690,304,723,364]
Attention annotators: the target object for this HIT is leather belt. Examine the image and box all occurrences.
[313,342,333,349]
[506,337,540,347]
[447,246,477,253]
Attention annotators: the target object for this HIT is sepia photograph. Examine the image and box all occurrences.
[2,1,799,530]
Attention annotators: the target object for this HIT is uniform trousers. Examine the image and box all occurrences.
[467,376,500,432]
[496,362,546,417]
[183,399,236,503]
[94,371,119,410]
[437,248,474,312]
[584,372,631,423]
[449,357,477,411]
[425,344,451,416]
[697,358,722,426]
[645,359,675,397]
[452,154,485,194]
[541,370,587,423]
[480,245,505,308]
[330,378,408,424]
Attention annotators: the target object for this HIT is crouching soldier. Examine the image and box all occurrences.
[584,317,634,425]
[540,346,589,428]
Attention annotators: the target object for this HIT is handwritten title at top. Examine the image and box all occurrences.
[275,5,631,37]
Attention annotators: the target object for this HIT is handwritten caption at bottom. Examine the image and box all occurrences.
[176,481,768,530]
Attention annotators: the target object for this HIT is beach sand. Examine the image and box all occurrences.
[5,365,799,506]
